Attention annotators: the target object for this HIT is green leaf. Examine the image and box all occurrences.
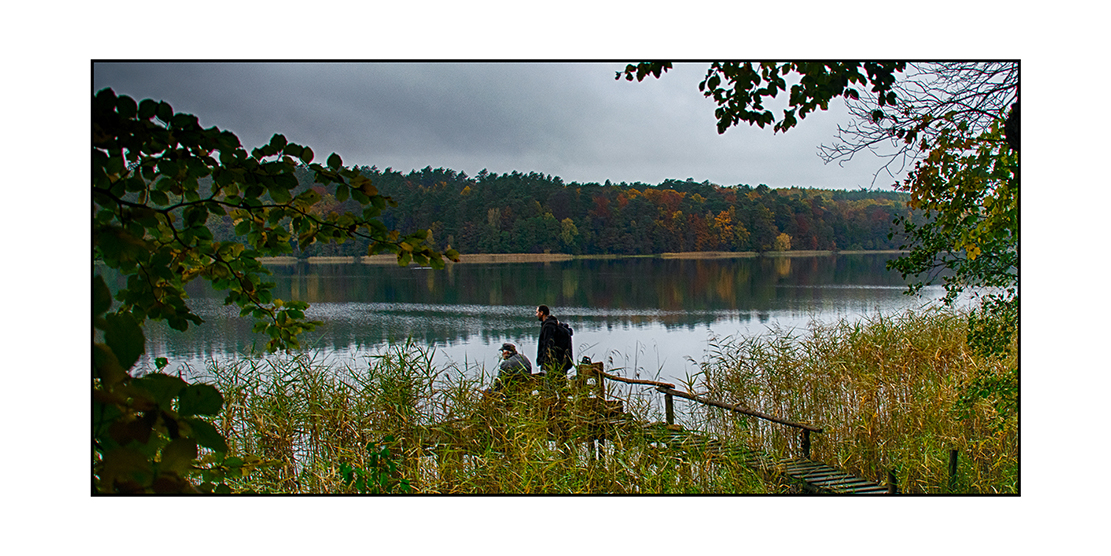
[327,153,343,170]
[179,383,224,416]
[138,98,158,119]
[93,275,112,317]
[156,101,174,123]
[300,147,314,164]
[104,156,125,176]
[104,312,146,370]
[270,186,293,204]
[134,373,187,409]
[184,205,209,228]
[184,418,229,452]
[149,189,170,206]
[171,113,199,130]
[116,95,137,119]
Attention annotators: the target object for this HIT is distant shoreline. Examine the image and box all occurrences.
[257,250,908,265]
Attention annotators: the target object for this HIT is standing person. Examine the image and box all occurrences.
[535,305,573,386]
[492,342,532,393]
[535,304,574,459]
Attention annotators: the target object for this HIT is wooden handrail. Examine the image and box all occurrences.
[655,386,823,433]
[582,363,676,390]
[578,359,822,435]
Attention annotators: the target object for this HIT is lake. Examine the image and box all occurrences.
[124,253,962,386]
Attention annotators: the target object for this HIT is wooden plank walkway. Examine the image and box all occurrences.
[641,424,890,494]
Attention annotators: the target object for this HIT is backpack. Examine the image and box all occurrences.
[553,321,574,371]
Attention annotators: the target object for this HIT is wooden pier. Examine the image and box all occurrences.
[573,359,894,493]
[424,359,897,494]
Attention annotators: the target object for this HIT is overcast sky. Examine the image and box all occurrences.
[93,61,906,190]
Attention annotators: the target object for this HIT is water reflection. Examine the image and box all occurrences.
[225,255,917,310]
[123,254,957,384]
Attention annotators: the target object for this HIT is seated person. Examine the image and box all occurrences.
[491,342,533,393]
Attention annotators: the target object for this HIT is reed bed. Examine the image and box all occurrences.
[695,307,1018,494]
[200,308,1016,494]
[205,340,767,494]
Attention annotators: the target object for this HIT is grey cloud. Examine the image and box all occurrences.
[92,61,901,189]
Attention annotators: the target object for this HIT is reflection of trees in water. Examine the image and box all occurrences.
[232,255,906,314]
[774,257,791,277]
[136,255,916,372]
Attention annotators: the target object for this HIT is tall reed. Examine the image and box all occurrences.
[695,307,1018,493]
[204,340,767,493]
[208,340,443,493]
[201,308,1016,494]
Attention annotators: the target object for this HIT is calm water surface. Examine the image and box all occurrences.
[122,254,961,386]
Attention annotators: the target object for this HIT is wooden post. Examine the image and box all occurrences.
[801,429,811,460]
[887,468,898,494]
[948,449,958,493]
[665,392,675,425]
[594,363,605,401]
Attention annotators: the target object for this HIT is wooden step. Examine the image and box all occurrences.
[639,424,888,494]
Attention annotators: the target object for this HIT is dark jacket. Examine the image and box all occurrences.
[498,352,532,380]
[493,352,533,392]
[537,317,571,373]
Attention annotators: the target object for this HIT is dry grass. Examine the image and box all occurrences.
[660,251,760,259]
[694,308,1018,493]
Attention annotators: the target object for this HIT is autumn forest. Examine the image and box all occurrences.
[254,165,915,259]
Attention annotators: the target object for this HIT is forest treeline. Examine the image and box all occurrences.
[213,165,916,257]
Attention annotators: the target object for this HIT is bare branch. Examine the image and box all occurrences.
[818,62,1018,187]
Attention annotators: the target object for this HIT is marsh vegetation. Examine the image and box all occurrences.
[196,307,1016,494]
